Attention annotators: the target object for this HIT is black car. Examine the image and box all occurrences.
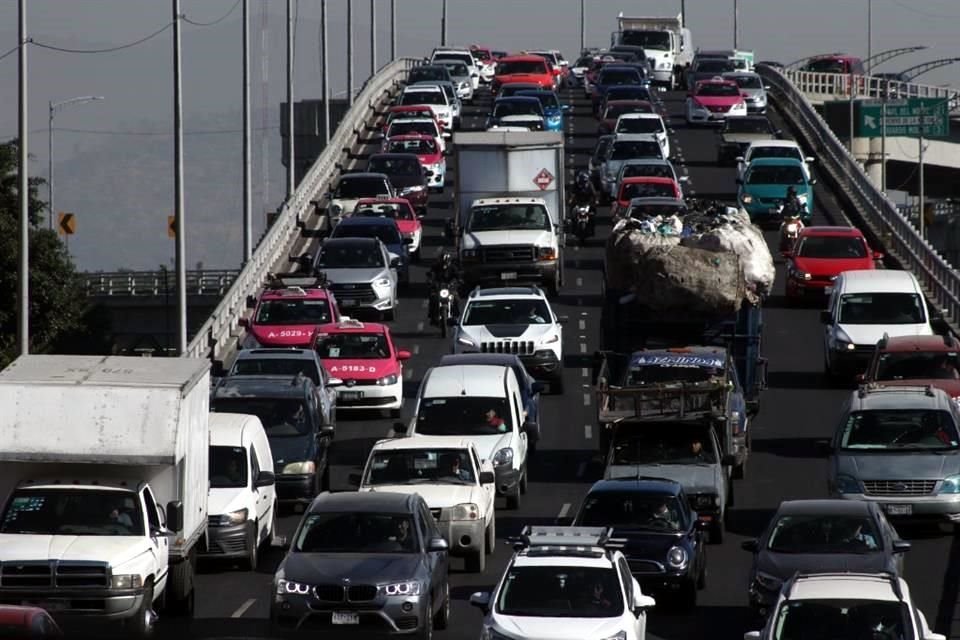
[366,153,430,216]
[716,116,781,165]
[211,375,334,505]
[742,499,910,615]
[272,492,450,636]
[573,477,708,608]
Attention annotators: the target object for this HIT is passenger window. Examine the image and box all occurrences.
[250,446,261,480]
[142,487,161,530]
[617,557,633,603]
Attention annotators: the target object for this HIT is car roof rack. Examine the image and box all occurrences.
[506,526,622,558]
[858,384,935,399]
[787,571,903,602]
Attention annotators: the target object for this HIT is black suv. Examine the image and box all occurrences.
[272,492,451,635]
[211,374,334,505]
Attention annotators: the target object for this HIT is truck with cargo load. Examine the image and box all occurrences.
[446,130,566,296]
[611,13,693,89]
[0,355,211,636]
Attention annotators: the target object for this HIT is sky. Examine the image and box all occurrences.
[1,0,959,270]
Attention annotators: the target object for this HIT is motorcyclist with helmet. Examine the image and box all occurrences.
[567,170,598,238]
[781,185,804,218]
[427,252,462,326]
[779,185,806,252]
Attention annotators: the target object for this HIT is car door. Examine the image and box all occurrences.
[616,556,643,638]
[249,441,273,536]
[419,500,448,607]
[511,391,528,466]
[471,446,495,520]
[317,362,337,426]
[142,486,169,592]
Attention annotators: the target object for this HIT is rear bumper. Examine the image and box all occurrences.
[462,260,558,287]
[276,473,317,502]
[435,519,486,556]
[519,351,562,380]
[0,588,148,623]
[832,492,960,521]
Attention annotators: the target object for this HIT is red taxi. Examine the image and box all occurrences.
[685,78,748,124]
[0,605,62,638]
[612,177,683,217]
[383,117,447,153]
[383,105,442,135]
[383,133,446,191]
[783,226,882,301]
[492,55,554,93]
[313,319,411,418]
[241,282,341,348]
[353,197,424,261]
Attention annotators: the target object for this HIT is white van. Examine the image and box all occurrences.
[201,413,277,570]
[393,364,532,509]
[822,269,938,381]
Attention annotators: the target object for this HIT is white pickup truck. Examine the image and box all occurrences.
[0,355,211,637]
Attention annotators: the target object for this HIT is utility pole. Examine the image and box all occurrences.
[17,0,28,355]
[370,0,376,76]
[919,103,926,238]
[390,0,396,61]
[285,0,295,198]
[441,0,447,47]
[321,0,329,144]
[579,0,585,52]
[733,0,740,49]
[347,0,354,105]
[681,0,686,26]
[48,96,104,233]
[172,0,187,355]
[242,0,252,263]
[848,80,856,152]
[867,0,873,72]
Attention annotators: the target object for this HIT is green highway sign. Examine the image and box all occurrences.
[858,97,950,139]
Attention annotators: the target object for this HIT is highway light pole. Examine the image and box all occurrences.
[321,0,329,144]
[441,0,447,48]
[370,0,376,76]
[285,0,295,198]
[919,104,925,238]
[242,0,252,263]
[48,96,103,232]
[733,0,739,49]
[390,0,396,61]
[17,0,28,355]
[867,0,872,73]
[347,0,354,105]
[579,0,585,52]
[172,0,187,355]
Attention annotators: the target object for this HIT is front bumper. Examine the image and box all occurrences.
[785,275,835,298]
[827,346,873,377]
[746,100,767,113]
[434,517,486,556]
[519,351,563,380]
[199,521,251,558]
[627,558,696,592]
[276,473,318,503]
[334,380,403,410]
[651,69,674,84]
[688,109,732,125]
[494,465,520,497]
[833,491,960,521]
[337,290,396,313]
[397,189,428,211]
[0,588,148,624]
[272,592,428,635]
[462,259,558,288]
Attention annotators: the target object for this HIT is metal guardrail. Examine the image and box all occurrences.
[84,270,240,297]
[183,57,419,361]
[760,64,960,333]
[784,70,960,111]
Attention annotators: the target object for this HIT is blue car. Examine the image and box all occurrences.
[329,216,412,286]
[516,89,571,132]
[484,96,544,130]
[736,157,816,226]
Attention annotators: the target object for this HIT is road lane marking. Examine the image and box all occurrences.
[231,599,256,618]
[575,277,583,287]
[583,392,591,406]
[558,503,571,518]
[584,425,592,440]
[578,319,586,330]
[416,321,424,331]
[579,343,587,353]
[412,344,420,355]
[582,367,589,378]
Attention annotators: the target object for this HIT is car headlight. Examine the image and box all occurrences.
[379,581,421,597]
[666,546,689,570]
[785,223,799,233]
[402,185,425,194]
[330,203,343,215]
[541,333,559,345]
[375,277,392,287]
[754,572,782,592]
[658,61,671,70]
[797,193,809,204]
[741,194,753,204]
[602,632,628,640]
[377,374,399,386]
[451,503,480,520]
[788,265,812,281]
[547,113,561,122]
[537,247,556,260]
[213,508,249,526]
[281,461,316,475]
[111,574,143,590]
[277,579,312,595]
[492,447,514,467]
[834,473,861,494]
[940,474,960,494]
[439,288,450,299]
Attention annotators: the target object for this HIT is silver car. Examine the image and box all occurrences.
[614,158,687,200]
[723,71,769,114]
[827,385,960,523]
[312,237,400,321]
[435,59,475,103]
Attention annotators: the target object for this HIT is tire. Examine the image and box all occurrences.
[433,582,450,630]
[519,467,528,494]
[505,484,521,510]
[126,581,155,637]
[243,521,259,571]
[733,458,746,481]
[546,272,560,298]
[165,558,195,616]
[465,543,486,573]
[485,517,495,555]
[419,596,434,640]
[710,521,724,544]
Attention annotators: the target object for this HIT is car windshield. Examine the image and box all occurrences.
[839,409,960,450]
[616,117,662,134]
[496,566,625,618]
[749,146,803,162]
[315,243,385,269]
[365,448,475,485]
[497,60,547,75]
[746,165,806,185]
[797,235,867,259]
[767,514,882,553]
[578,493,685,531]
[409,68,448,83]
[334,177,390,198]
[315,332,390,359]
[295,512,417,553]
[611,426,718,465]
[0,489,145,536]
[772,600,912,640]
[438,61,469,77]
[838,292,925,324]
[401,90,445,106]
[620,181,675,200]
[231,357,321,386]
[210,446,248,489]
[467,204,551,232]
[387,138,437,155]
[621,164,673,180]
[518,92,560,109]
[806,59,848,73]
[463,299,552,325]
[368,157,421,177]
[213,398,312,437]
[731,75,763,89]
[333,224,401,246]
[875,351,960,382]
[621,30,670,50]
[599,69,641,85]
[606,87,652,101]
[389,121,438,137]
[627,203,688,218]
[696,83,740,97]
[416,396,513,436]
[254,298,332,325]
[610,140,663,160]
[605,103,653,119]
[725,118,771,134]
[356,203,415,221]
[696,60,736,74]
[493,100,543,118]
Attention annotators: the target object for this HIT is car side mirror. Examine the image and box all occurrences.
[253,470,276,488]
[893,540,911,553]
[820,310,832,324]
[809,178,817,185]
[238,317,250,328]
[469,592,491,614]
[427,536,449,552]
[741,539,759,553]
[245,295,257,309]
[166,500,184,533]
[720,454,736,467]
[393,421,408,435]
[348,473,363,486]
[397,349,412,360]
[479,471,495,485]
[632,593,656,613]
[320,424,335,438]
[806,157,816,163]
[734,156,745,163]
[744,632,762,640]
[389,257,401,268]
[326,377,344,387]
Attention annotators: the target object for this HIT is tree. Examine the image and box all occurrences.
[0,139,98,368]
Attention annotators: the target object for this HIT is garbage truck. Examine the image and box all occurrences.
[0,355,211,636]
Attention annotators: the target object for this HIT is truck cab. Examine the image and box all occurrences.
[612,13,690,89]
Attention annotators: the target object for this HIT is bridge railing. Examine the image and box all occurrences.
[184,57,418,361]
[84,270,240,297]
[784,69,960,110]
[760,63,960,332]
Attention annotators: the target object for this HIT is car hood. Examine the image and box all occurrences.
[723,133,776,143]
[494,616,624,640]
[693,96,740,108]
[388,175,422,189]
[360,483,480,509]
[792,257,874,277]
[836,323,933,346]
[462,230,553,249]
[282,552,424,585]
[758,550,893,581]
[605,463,719,493]
[396,221,421,236]
[461,322,557,341]
[411,431,513,464]
[269,434,315,468]
[250,324,317,347]
[0,534,148,567]
[837,451,960,480]
[874,379,960,399]
[208,487,249,517]
[322,357,398,380]
[319,267,388,284]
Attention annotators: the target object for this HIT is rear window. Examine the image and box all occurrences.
[838,292,925,325]
[401,90,445,106]
[696,83,740,97]
[497,60,547,75]
[332,222,402,246]
[620,181,675,200]
[417,396,513,436]
[615,117,663,135]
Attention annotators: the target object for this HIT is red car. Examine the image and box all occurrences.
[783,226,883,301]
[492,55,554,93]
[0,605,63,638]
[383,133,446,191]
[860,334,960,399]
[241,283,341,348]
[353,197,424,261]
[686,78,748,125]
[612,177,682,217]
[598,99,655,135]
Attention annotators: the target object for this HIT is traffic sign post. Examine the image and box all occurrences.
[168,215,177,239]
[858,97,950,138]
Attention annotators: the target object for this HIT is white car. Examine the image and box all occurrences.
[485,114,545,132]
[737,139,815,182]
[744,572,944,640]
[470,526,657,640]
[357,437,496,572]
[383,117,448,153]
[398,84,454,132]
[452,286,565,393]
[614,113,671,159]
[431,47,481,90]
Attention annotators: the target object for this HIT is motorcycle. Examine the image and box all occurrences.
[779,215,804,253]
[572,204,594,244]
[435,284,459,338]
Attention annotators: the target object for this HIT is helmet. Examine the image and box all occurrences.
[786,185,797,197]
[440,252,453,267]
[576,171,590,188]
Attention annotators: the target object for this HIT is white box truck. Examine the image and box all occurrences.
[447,130,566,295]
[612,13,693,89]
[0,355,211,636]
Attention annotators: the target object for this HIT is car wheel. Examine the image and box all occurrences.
[485,517,495,555]
[433,582,450,630]
[244,520,259,571]
[710,521,724,544]
[419,596,434,640]
[126,581,155,637]
[505,486,521,510]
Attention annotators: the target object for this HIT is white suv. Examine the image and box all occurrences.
[452,286,565,393]
[470,526,657,640]
[399,84,454,132]
[744,572,944,640]
[431,47,481,90]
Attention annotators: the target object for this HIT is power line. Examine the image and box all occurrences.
[32,22,173,54]
[888,0,960,19]
[0,44,20,63]
[183,0,243,27]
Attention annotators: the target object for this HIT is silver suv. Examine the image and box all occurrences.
[312,237,400,321]
[827,384,960,523]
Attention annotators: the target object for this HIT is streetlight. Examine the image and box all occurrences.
[48,96,104,231]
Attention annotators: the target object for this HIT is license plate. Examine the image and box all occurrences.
[340,299,359,307]
[340,391,363,400]
[885,504,913,516]
[332,612,359,625]
[500,272,518,281]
